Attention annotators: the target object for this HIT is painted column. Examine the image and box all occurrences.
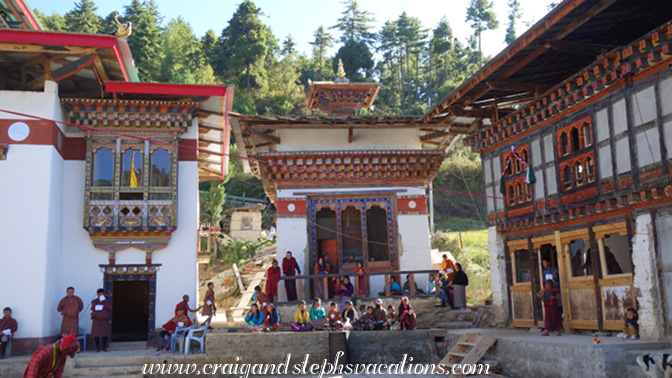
[632,213,665,339]
[488,226,509,326]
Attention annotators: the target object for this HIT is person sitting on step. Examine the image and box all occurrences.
[263,303,282,332]
[326,302,343,331]
[290,300,313,332]
[244,303,265,333]
[309,298,327,330]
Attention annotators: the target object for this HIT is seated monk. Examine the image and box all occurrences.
[156,307,190,352]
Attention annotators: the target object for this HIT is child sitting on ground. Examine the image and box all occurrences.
[538,280,562,336]
[291,300,313,332]
[618,307,639,339]
[326,302,342,330]
[356,306,376,330]
[384,305,397,329]
[157,307,190,352]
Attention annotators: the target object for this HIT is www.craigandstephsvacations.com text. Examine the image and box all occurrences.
[142,353,491,376]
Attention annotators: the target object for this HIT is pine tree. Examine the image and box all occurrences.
[33,10,66,31]
[64,0,103,33]
[309,25,333,80]
[160,17,215,84]
[333,39,373,82]
[466,0,498,67]
[281,35,297,57]
[505,0,522,45]
[218,0,271,93]
[201,29,219,69]
[123,0,164,82]
[331,0,376,46]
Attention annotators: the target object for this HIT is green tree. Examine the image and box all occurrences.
[123,0,163,82]
[505,0,522,45]
[331,0,375,46]
[218,0,271,93]
[466,0,498,67]
[64,0,103,33]
[427,18,453,103]
[333,39,373,82]
[160,17,215,84]
[33,10,66,30]
[281,34,297,57]
[308,25,333,80]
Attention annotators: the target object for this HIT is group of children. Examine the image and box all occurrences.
[288,297,417,332]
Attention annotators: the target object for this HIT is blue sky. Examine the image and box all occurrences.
[28,0,555,58]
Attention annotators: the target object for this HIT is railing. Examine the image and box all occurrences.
[278,269,442,302]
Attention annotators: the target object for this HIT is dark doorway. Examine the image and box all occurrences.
[111,280,149,341]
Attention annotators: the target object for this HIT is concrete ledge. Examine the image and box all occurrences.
[445,328,672,378]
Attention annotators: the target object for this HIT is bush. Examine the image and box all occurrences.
[209,236,273,266]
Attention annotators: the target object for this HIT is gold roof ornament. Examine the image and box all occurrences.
[334,59,349,84]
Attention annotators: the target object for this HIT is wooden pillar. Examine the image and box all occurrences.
[352,274,359,298]
[435,279,441,298]
[528,237,541,328]
[409,274,416,296]
[325,276,331,300]
[588,224,604,332]
[297,278,303,301]
[555,231,572,333]
[384,275,391,297]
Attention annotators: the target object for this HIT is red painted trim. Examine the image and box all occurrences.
[397,196,428,214]
[178,139,198,161]
[0,29,118,48]
[105,81,227,97]
[0,119,85,160]
[111,43,130,82]
[276,198,307,217]
[13,0,40,30]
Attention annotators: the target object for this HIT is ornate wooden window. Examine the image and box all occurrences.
[366,206,390,263]
[586,157,595,183]
[513,248,531,283]
[508,185,516,205]
[582,122,592,148]
[92,146,114,187]
[570,127,580,152]
[574,162,584,186]
[516,182,523,204]
[526,183,533,201]
[563,165,572,190]
[340,205,364,263]
[560,132,569,156]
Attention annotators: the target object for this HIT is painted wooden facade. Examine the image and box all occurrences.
[422,0,672,338]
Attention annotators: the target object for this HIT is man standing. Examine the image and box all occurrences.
[90,289,111,352]
[282,251,301,301]
[0,307,18,359]
[202,282,215,317]
[57,287,83,336]
[265,260,281,303]
[23,335,80,378]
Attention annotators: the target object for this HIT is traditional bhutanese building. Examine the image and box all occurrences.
[0,1,232,353]
[422,0,672,339]
[232,63,451,301]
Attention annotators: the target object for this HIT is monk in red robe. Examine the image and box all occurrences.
[202,282,215,317]
[57,287,83,336]
[282,251,301,301]
[1,307,18,359]
[265,260,281,303]
[23,334,80,378]
[174,295,197,326]
[90,289,111,352]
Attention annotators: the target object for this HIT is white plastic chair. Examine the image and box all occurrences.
[184,316,211,355]
[170,326,190,353]
[77,327,87,353]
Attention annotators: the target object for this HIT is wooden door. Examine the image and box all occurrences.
[509,239,534,328]
[558,229,599,330]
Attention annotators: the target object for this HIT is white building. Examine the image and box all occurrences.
[0,12,231,354]
[231,71,450,300]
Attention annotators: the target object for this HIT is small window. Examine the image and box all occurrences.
[602,233,633,275]
[586,157,595,183]
[526,183,533,201]
[505,159,512,175]
[514,249,531,283]
[522,149,529,166]
[150,148,171,187]
[561,132,569,156]
[121,148,143,188]
[575,162,584,186]
[582,122,592,147]
[508,186,516,206]
[563,165,572,190]
[516,183,523,203]
[92,147,114,187]
[570,127,580,152]
[515,155,522,174]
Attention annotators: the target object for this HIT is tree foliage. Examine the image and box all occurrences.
[505,0,522,45]
[466,0,499,66]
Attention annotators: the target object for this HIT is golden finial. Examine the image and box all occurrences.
[337,59,346,78]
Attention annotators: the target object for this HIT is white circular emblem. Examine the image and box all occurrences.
[8,122,30,142]
[287,203,296,212]
[408,200,417,209]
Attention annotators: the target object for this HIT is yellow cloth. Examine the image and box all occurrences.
[293,309,310,323]
[129,153,138,187]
